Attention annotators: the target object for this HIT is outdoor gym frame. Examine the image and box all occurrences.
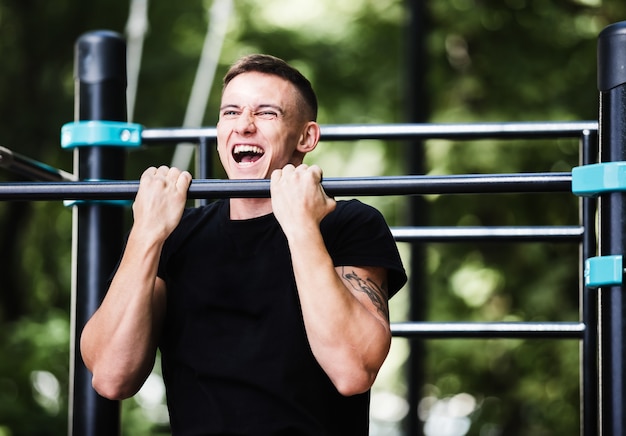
[1,21,626,436]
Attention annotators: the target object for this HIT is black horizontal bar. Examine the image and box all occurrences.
[0,172,572,201]
[391,226,584,242]
[390,321,585,339]
[141,121,598,143]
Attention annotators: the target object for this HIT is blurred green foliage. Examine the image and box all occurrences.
[1,0,625,435]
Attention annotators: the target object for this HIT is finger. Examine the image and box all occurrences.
[176,171,193,190]
[141,166,158,179]
[309,164,322,175]
[293,163,309,174]
[309,164,323,180]
[271,168,282,182]
[165,166,181,180]
[156,165,171,176]
[299,164,322,184]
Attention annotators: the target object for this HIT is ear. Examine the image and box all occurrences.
[296,121,321,154]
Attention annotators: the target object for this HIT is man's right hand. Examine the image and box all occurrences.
[132,166,192,240]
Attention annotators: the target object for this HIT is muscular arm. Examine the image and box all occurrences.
[289,232,391,396]
[80,244,167,399]
[80,166,191,399]
[271,164,392,396]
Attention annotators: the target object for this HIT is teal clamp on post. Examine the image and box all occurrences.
[61,120,143,149]
[572,162,626,197]
[573,164,626,288]
[64,199,133,208]
[61,121,141,207]
[585,255,623,288]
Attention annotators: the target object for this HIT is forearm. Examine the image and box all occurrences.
[80,229,165,399]
[270,164,391,394]
[287,226,391,396]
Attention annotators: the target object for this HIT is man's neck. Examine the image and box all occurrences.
[229,198,273,220]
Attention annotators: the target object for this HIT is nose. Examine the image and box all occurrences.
[234,108,256,135]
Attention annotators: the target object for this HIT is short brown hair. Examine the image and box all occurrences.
[223,54,318,121]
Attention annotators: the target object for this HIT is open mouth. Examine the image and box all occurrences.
[233,144,264,165]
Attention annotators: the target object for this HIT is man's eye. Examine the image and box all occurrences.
[256,111,277,120]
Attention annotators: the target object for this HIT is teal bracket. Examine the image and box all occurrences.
[64,199,133,208]
[63,179,133,208]
[572,162,626,197]
[585,255,623,287]
[573,164,626,288]
[60,121,140,206]
[61,120,143,149]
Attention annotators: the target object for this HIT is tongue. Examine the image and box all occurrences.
[241,154,260,163]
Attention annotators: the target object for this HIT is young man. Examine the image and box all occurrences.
[80,54,407,435]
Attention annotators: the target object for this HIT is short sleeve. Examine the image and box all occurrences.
[320,200,407,297]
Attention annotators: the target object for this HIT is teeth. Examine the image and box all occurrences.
[233,144,264,155]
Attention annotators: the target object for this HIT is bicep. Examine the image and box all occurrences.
[336,265,390,322]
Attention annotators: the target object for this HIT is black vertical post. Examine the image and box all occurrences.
[196,136,212,206]
[69,31,127,436]
[580,129,598,436]
[597,21,626,436]
[405,1,429,435]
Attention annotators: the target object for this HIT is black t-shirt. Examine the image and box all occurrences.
[157,199,407,435]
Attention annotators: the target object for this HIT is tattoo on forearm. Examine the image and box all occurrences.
[341,267,389,319]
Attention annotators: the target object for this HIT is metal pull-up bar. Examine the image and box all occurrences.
[0,172,572,201]
[391,321,585,339]
[141,121,598,143]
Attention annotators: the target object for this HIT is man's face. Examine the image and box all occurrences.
[217,71,309,180]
